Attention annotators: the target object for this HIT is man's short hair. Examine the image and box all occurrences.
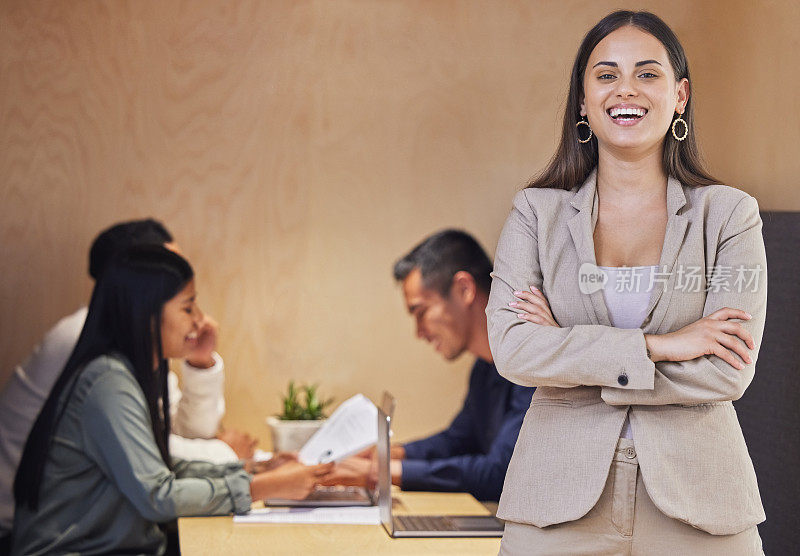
[88,218,173,280]
[393,229,493,297]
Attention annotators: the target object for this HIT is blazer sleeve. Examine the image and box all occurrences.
[487,190,656,390]
[601,195,767,405]
[403,406,478,461]
[403,366,481,460]
[400,385,530,502]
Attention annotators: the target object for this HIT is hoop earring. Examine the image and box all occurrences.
[576,118,592,144]
[671,114,688,141]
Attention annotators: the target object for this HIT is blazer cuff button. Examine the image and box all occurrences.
[617,373,629,386]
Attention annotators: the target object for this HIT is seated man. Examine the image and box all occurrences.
[0,219,255,542]
[323,229,534,502]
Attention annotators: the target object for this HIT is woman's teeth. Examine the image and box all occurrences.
[608,107,647,120]
[186,332,198,342]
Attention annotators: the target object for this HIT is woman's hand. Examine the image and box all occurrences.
[510,286,560,327]
[217,428,258,459]
[185,314,219,369]
[317,457,376,488]
[645,308,754,370]
[244,452,297,474]
[250,461,334,501]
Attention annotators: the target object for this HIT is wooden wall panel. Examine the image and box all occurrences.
[685,0,800,204]
[1,0,797,447]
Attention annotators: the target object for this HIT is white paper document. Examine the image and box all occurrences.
[298,394,377,464]
[234,506,380,525]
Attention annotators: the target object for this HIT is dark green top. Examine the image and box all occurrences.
[12,354,252,555]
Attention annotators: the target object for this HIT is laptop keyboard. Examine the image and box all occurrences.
[394,515,454,532]
[307,486,369,501]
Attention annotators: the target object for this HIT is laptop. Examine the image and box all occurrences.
[265,392,396,508]
[265,485,374,507]
[376,400,505,538]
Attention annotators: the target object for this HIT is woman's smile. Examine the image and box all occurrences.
[185,330,198,347]
[606,103,648,125]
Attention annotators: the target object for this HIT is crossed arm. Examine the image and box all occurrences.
[487,192,767,406]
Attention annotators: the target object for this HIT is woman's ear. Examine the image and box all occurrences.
[676,78,690,113]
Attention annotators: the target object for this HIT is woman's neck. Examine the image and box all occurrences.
[596,144,668,203]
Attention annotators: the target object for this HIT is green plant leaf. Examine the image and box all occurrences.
[276,380,333,420]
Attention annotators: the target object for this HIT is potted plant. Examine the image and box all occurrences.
[266,381,334,452]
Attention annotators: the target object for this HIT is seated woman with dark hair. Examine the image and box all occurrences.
[11,246,332,555]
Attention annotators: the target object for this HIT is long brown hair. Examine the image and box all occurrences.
[529,10,718,191]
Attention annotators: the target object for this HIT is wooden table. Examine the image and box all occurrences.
[178,489,502,555]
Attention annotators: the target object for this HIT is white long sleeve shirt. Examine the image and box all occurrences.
[168,355,237,464]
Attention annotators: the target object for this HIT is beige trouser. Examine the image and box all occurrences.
[499,438,763,556]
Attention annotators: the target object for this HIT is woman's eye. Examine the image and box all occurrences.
[598,73,616,80]
[638,72,657,78]
[183,307,193,314]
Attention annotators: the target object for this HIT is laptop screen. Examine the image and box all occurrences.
[376,405,394,534]
[379,391,396,420]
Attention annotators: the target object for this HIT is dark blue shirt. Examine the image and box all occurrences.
[401,358,534,502]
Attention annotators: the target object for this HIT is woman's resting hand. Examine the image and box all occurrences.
[644,308,754,370]
[509,286,560,327]
[217,428,258,459]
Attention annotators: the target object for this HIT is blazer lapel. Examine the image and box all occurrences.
[567,170,613,326]
[643,176,688,331]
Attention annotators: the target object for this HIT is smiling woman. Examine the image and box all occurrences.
[489,10,766,555]
[531,12,717,194]
[160,279,203,361]
[10,247,257,555]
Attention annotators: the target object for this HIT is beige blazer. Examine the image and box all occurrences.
[487,170,766,535]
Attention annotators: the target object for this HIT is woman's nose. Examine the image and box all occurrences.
[616,75,638,98]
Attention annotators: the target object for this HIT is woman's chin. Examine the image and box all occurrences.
[600,133,664,155]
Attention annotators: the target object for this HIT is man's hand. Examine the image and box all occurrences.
[217,428,258,459]
[354,444,406,460]
[250,462,334,501]
[319,456,404,489]
[318,457,376,488]
[185,314,219,369]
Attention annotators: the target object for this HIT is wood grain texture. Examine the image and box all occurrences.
[179,490,498,554]
[1,0,797,447]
